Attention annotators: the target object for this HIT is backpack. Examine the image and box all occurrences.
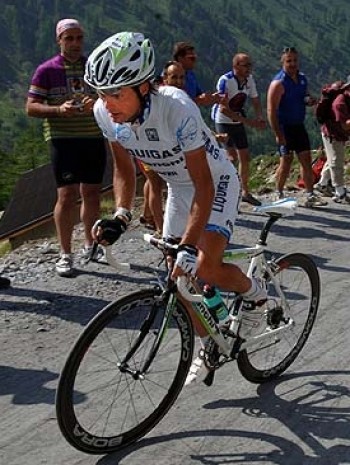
[315,81,346,124]
[297,154,327,188]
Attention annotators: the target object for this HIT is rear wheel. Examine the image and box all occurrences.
[56,288,194,454]
[237,253,319,383]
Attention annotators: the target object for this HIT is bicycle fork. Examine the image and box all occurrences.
[117,289,172,379]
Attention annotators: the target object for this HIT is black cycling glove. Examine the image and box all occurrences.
[94,218,127,245]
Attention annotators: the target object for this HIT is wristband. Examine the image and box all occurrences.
[113,207,132,223]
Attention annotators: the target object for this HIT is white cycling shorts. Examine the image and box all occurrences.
[163,165,240,243]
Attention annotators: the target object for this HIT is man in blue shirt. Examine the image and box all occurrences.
[267,47,326,207]
[172,42,221,106]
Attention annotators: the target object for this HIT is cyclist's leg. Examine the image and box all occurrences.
[196,168,265,301]
[163,184,211,336]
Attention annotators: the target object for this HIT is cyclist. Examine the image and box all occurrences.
[85,32,267,384]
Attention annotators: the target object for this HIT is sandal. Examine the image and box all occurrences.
[139,215,156,230]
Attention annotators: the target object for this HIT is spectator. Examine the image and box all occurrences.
[162,60,185,88]
[26,18,107,277]
[211,53,266,206]
[0,276,11,289]
[172,41,222,106]
[267,47,326,207]
[318,80,350,203]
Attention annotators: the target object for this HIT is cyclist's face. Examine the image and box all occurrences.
[99,86,144,123]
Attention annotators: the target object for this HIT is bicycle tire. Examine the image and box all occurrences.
[56,288,194,454]
[237,253,320,383]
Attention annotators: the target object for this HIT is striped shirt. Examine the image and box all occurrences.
[28,54,102,141]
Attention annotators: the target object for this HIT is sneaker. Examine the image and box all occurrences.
[184,355,210,386]
[241,193,261,206]
[303,193,328,208]
[314,183,333,198]
[332,190,350,204]
[56,253,73,277]
[82,244,106,263]
[0,276,11,289]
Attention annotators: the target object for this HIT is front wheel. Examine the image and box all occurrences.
[56,288,194,454]
[237,253,320,383]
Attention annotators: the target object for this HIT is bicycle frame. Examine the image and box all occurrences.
[144,197,298,361]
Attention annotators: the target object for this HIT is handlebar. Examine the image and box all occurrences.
[143,233,203,302]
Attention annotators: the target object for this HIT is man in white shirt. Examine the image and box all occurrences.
[212,53,266,206]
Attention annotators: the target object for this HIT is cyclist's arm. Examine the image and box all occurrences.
[109,140,136,212]
[180,146,214,247]
[145,169,164,232]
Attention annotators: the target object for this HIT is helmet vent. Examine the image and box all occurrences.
[130,50,141,62]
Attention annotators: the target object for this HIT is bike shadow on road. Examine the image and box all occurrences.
[95,369,350,465]
[0,286,111,325]
[203,369,350,465]
[76,262,164,284]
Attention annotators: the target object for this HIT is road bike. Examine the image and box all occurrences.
[56,198,320,454]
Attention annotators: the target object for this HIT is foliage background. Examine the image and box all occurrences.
[1,0,350,209]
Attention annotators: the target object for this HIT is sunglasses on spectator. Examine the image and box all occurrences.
[238,62,252,68]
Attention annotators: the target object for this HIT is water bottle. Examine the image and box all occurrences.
[203,285,230,326]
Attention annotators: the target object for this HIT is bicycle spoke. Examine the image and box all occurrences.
[238,253,319,383]
[56,289,193,453]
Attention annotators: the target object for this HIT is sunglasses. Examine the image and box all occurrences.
[282,46,297,54]
[97,88,122,97]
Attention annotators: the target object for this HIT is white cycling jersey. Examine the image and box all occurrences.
[211,72,259,125]
[94,86,234,184]
[94,85,240,240]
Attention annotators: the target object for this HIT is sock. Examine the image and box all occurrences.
[241,277,266,301]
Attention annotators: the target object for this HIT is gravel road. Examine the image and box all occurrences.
[1,197,350,465]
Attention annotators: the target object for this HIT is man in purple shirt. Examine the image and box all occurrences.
[26,19,107,277]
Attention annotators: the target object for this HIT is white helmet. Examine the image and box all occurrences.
[84,32,155,90]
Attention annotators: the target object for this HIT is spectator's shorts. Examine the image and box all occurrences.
[215,123,248,150]
[279,124,311,155]
[50,138,107,187]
